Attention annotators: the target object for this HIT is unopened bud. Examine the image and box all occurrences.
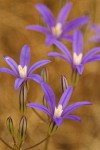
[48,121,58,135]
[6,117,14,136]
[61,75,68,92]
[18,116,27,141]
[41,67,48,82]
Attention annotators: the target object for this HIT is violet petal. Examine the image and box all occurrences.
[20,45,30,68]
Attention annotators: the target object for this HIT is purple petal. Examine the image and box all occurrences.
[27,103,52,117]
[53,117,63,126]
[59,86,73,109]
[53,40,72,63]
[41,82,56,114]
[3,56,18,76]
[35,3,55,28]
[46,35,55,46]
[91,24,100,33]
[63,16,89,33]
[73,30,83,54]
[64,115,81,122]
[90,36,100,43]
[0,68,17,77]
[76,64,84,75]
[62,101,92,117]
[20,45,30,68]
[82,47,100,64]
[28,60,51,75]
[26,25,49,34]
[61,34,73,42]
[28,74,43,84]
[48,52,68,61]
[14,78,24,90]
[57,2,72,25]
[83,54,100,63]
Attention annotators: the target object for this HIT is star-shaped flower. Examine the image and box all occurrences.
[27,82,92,126]
[48,30,100,75]
[90,24,100,42]
[26,3,89,46]
[0,45,51,89]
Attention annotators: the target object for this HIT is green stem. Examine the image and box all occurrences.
[18,141,23,150]
[44,136,50,150]
[0,137,14,150]
[12,136,18,149]
[23,135,50,150]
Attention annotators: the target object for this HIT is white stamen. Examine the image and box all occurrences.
[73,52,83,65]
[54,104,63,118]
[52,23,62,38]
[18,65,27,78]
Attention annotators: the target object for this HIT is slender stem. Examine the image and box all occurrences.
[0,137,14,150]
[44,136,50,150]
[12,136,18,149]
[27,99,48,123]
[23,135,50,150]
[19,142,22,150]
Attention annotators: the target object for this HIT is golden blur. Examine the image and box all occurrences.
[0,0,100,149]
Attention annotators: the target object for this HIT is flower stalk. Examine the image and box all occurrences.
[19,82,28,114]
[48,121,58,135]
[71,70,79,87]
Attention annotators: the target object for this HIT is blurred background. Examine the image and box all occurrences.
[0,0,100,149]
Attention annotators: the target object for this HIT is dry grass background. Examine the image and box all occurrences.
[0,0,100,149]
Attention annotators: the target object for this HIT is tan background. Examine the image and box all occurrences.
[0,0,100,149]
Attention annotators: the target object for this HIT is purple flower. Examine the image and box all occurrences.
[0,45,51,89]
[90,24,100,42]
[27,82,92,126]
[48,30,100,75]
[26,3,89,46]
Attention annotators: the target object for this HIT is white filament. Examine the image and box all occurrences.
[73,52,83,65]
[52,23,62,38]
[54,104,63,118]
[18,65,27,78]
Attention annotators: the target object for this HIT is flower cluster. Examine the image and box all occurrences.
[0,1,100,150]
[26,2,100,128]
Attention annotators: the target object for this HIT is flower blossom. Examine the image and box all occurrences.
[48,30,100,75]
[90,24,100,42]
[27,82,92,126]
[26,3,89,46]
[0,45,51,89]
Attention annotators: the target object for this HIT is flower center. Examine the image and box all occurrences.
[18,65,27,78]
[52,23,62,38]
[54,104,63,118]
[73,52,83,65]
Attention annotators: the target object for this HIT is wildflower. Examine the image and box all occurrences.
[90,24,100,42]
[26,3,89,46]
[27,82,92,127]
[0,45,51,89]
[48,30,100,75]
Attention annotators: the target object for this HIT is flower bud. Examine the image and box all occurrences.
[41,67,48,82]
[48,121,58,135]
[6,117,14,136]
[61,75,68,92]
[18,116,27,141]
